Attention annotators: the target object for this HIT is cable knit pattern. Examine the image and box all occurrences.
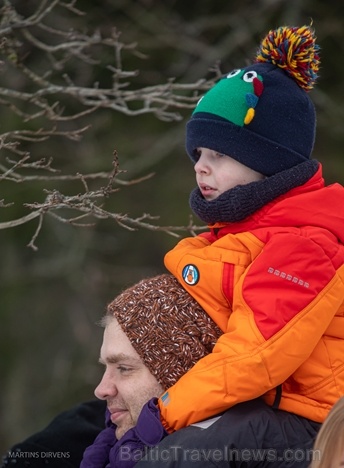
[190,159,319,224]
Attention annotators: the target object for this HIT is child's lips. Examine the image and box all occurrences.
[199,183,216,197]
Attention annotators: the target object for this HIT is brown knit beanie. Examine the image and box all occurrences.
[107,274,222,390]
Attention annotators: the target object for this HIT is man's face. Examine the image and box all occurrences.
[95,318,164,439]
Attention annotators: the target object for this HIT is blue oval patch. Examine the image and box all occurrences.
[182,264,200,286]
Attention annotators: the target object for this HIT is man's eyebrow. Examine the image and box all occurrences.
[98,353,141,365]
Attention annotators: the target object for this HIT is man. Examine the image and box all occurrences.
[80,273,222,466]
[2,273,220,468]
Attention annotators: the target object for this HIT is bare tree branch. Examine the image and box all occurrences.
[0,1,217,127]
[0,0,216,248]
[0,149,205,250]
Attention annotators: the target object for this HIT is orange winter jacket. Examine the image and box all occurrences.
[159,165,344,432]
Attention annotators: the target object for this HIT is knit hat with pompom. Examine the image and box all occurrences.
[186,25,320,176]
[106,274,222,390]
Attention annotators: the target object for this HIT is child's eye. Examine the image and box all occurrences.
[215,152,226,158]
[117,366,131,373]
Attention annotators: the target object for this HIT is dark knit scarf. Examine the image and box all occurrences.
[190,159,319,225]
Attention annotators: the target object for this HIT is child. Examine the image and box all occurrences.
[157,24,344,433]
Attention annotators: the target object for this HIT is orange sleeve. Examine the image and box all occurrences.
[159,233,344,431]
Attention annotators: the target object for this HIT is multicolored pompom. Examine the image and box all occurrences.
[255,25,320,91]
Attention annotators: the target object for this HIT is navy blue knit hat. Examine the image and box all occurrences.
[186,25,320,176]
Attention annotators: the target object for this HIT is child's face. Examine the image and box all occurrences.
[194,147,265,201]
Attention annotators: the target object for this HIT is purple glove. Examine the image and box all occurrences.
[80,408,117,468]
[109,398,168,468]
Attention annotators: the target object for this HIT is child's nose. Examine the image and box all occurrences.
[194,153,210,174]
